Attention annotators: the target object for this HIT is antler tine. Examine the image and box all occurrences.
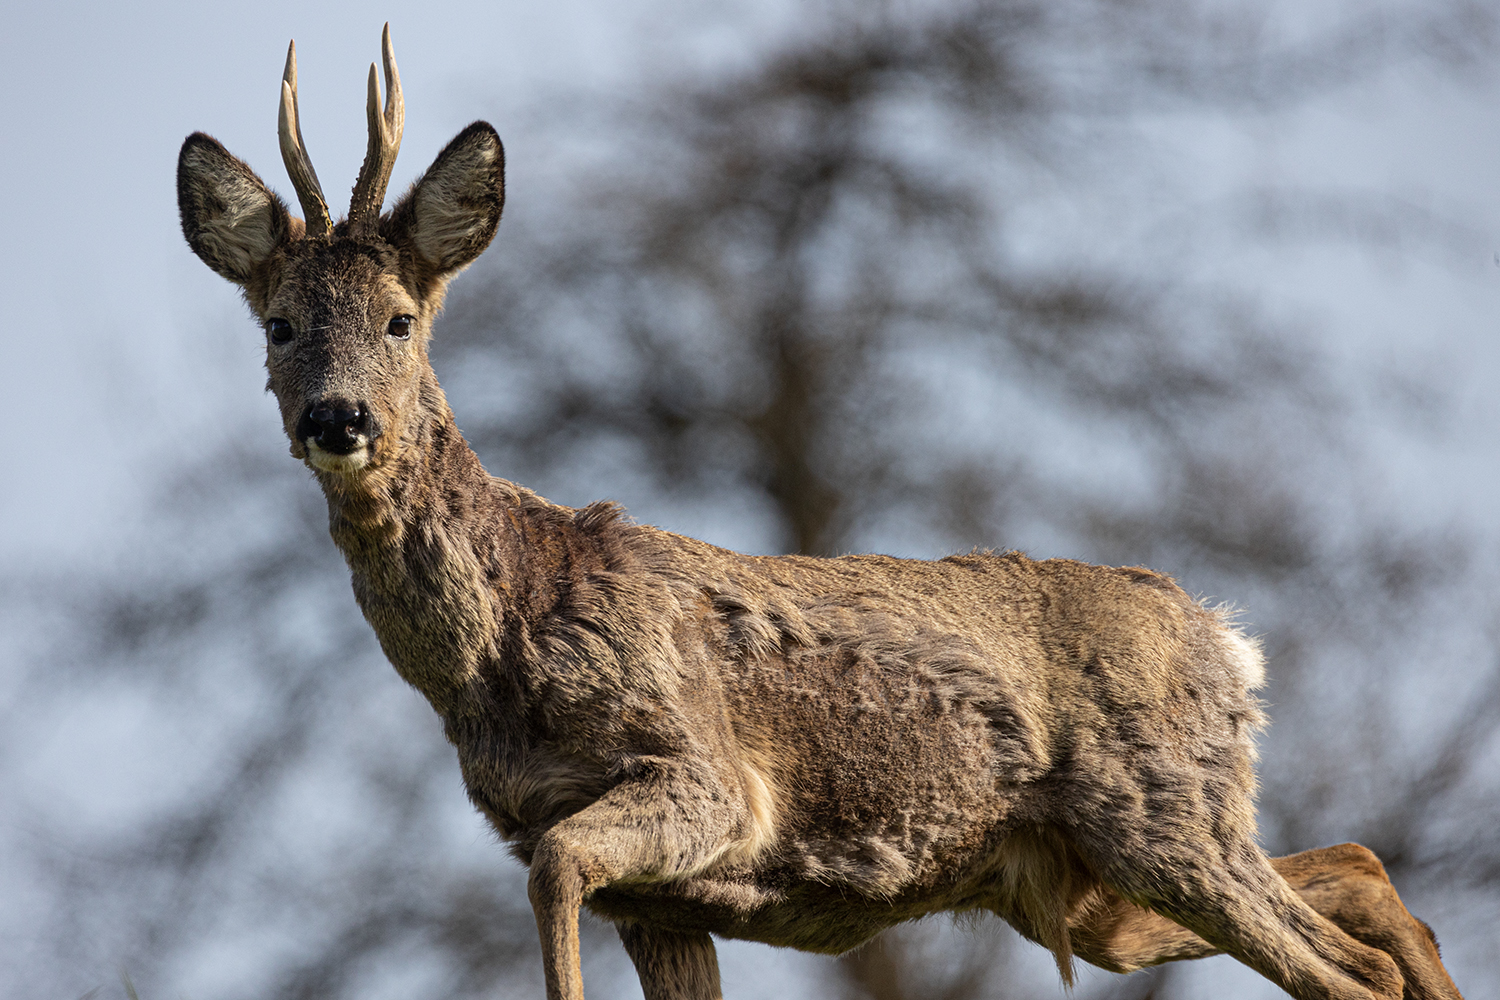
[277,40,333,239]
[347,23,404,234]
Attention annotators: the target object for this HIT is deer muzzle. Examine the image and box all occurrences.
[297,399,378,470]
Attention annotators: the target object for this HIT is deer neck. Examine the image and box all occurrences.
[311,391,517,718]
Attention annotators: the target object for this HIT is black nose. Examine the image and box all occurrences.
[298,400,369,454]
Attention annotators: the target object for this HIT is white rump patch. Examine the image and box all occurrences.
[1213,607,1266,691]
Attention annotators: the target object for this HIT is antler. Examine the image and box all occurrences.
[278,40,333,238]
[347,23,404,235]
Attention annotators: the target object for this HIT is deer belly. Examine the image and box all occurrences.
[586,865,995,954]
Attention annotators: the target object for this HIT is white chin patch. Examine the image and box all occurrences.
[305,440,372,474]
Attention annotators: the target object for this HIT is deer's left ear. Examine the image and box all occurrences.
[178,133,295,286]
[384,121,505,281]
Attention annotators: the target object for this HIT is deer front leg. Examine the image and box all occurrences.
[526,757,744,1000]
[618,922,724,1000]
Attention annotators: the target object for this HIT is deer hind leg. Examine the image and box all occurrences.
[617,922,724,1000]
[1066,888,1218,973]
[1272,845,1464,1000]
[1069,846,1463,1000]
[1074,822,1404,1000]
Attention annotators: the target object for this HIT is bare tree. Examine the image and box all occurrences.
[5,2,1498,998]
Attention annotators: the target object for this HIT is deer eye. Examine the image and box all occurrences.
[387,315,413,340]
[267,318,294,345]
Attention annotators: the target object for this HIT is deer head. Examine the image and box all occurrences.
[177,25,504,476]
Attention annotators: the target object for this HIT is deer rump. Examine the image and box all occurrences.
[446,502,1263,977]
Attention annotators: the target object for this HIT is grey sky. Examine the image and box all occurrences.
[0,0,797,566]
[4,0,1496,572]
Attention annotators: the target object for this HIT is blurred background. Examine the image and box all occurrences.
[3,0,1499,997]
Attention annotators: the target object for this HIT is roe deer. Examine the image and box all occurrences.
[176,26,1466,1000]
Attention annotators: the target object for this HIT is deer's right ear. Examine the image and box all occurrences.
[177,133,294,286]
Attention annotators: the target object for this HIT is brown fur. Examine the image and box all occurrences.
[176,30,1465,1000]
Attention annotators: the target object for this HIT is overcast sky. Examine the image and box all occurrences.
[1,0,805,568]
[5,0,1498,574]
